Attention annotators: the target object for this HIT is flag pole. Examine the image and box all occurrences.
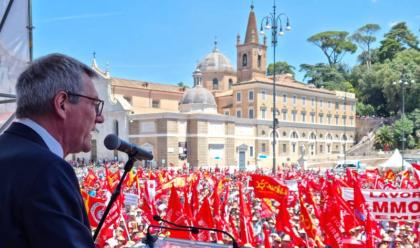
[28,0,34,62]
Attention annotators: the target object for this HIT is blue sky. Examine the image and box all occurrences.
[32,0,419,86]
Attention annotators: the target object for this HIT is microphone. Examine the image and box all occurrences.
[153,215,198,234]
[153,215,238,248]
[104,134,153,161]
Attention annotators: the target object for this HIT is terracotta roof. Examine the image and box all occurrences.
[111,77,186,93]
[244,6,259,44]
[215,89,233,97]
[240,74,336,95]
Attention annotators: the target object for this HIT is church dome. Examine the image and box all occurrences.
[179,85,217,113]
[196,43,234,72]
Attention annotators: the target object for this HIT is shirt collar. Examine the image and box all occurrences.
[17,118,64,158]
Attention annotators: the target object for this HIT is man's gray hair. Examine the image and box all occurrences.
[15,53,98,118]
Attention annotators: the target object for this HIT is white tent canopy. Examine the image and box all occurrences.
[379,149,411,169]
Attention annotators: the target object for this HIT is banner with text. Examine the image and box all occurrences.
[342,188,420,221]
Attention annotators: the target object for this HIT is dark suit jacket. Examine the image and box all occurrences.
[0,122,94,248]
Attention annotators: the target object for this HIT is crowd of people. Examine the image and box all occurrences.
[76,160,420,248]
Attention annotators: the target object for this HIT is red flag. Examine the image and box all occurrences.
[298,185,318,240]
[275,198,306,246]
[83,168,99,188]
[412,163,420,185]
[365,214,375,248]
[249,174,288,202]
[301,183,321,220]
[82,191,106,228]
[182,189,194,225]
[384,169,396,181]
[228,214,240,243]
[195,196,215,242]
[106,166,120,192]
[238,184,255,247]
[260,198,275,218]
[98,196,122,244]
[262,223,271,248]
[165,185,189,239]
[123,169,137,189]
[319,182,343,248]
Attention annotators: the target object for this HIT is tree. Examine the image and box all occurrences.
[299,63,342,87]
[356,101,375,116]
[408,109,420,147]
[177,81,189,88]
[381,49,420,115]
[267,61,295,77]
[374,125,395,150]
[393,117,415,149]
[307,31,357,66]
[378,22,419,62]
[351,24,381,69]
[299,63,354,92]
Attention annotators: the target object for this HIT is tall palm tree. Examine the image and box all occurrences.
[374,125,395,150]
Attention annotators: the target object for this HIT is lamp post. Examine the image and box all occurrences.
[343,93,347,166]
[259,1,291,175]
[393,73,414,168]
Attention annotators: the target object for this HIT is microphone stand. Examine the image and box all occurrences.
[154,215,238,248]
[144,224,195,248]
[93,156,136,241]
[153,215,199,234]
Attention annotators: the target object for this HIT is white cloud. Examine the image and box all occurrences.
[388,21,402,27]
[38,12,124,23]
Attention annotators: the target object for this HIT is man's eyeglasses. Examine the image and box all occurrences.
[66,92,104,116]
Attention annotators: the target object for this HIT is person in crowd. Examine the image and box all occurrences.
[0,53,104,247]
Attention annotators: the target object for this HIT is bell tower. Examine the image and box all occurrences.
[236,4,267,82]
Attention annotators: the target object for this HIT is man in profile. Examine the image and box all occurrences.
[0,53,105,247]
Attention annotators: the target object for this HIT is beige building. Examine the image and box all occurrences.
[85,5,356,170]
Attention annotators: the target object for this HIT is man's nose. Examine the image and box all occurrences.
[95,114,105,124]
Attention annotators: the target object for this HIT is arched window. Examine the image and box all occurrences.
[228,78,233,89]
[212,78,219,90]
[310,133,316,140]
[258,55,262,68]
[291,131,299,139]
[242,54,248,67]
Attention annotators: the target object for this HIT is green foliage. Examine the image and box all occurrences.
[407,109,420,130]
[356,101,375,116]
[378,22,419,62]
[351,24,381,69]
[307,31,357,66]
[300,22,419,132]
[393,117,415,149]
[177,81,189,88]
[267,61,295,77]
[374,125,395,150]
[349,48,420,117]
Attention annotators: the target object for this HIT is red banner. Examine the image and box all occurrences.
[249,174,289,202]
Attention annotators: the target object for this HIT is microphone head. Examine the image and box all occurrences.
[153,215,162,221]
[191,227,199,234]
[104,134,121,150]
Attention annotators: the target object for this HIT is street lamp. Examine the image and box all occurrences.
[259,1,291,175]
[393,73,414,168]
[343,93,347,167]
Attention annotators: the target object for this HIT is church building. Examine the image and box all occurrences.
[82,5,356,170]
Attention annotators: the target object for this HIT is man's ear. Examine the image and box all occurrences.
[53,91,68,119]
